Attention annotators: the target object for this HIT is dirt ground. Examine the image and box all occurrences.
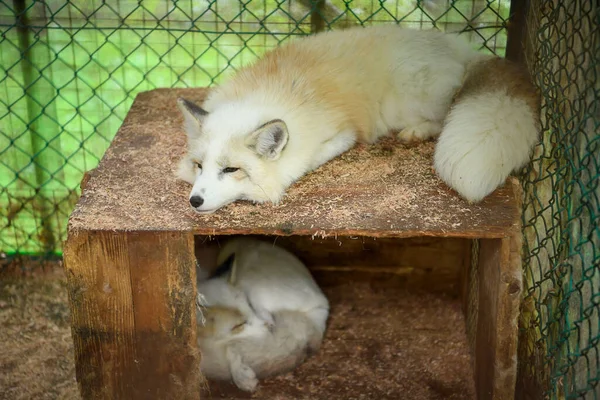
[0,264,79,400]
[0,262,475,400]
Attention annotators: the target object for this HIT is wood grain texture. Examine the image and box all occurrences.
[454,180,522,400]
[64,230,200,399]
[196,235,472,295]
[472,232,523,400]
[68,88,521,239]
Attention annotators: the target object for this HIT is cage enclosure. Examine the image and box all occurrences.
[1,0,597,399]
[63,88,523,399]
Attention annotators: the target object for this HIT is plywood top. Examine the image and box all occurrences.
[68,88,521,238]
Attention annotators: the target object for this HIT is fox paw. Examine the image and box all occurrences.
[250,304,275,330]
[258,310,275,329]
[398,121,442,143]
[232,364,258,392]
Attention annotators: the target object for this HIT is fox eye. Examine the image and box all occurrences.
[222,167,239,173]
[231,321,246,332]
[196,162,202,169]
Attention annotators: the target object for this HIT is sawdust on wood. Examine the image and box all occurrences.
[68,88,519,238]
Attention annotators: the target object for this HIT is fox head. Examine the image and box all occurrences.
[198,306,269,340]
[176,97,289,214]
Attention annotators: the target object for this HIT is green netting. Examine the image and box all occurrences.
[518,1,599,399]
[0,0,509,256]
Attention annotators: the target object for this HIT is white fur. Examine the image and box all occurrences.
[197,277,267,329]
[198,309,323,392]
[178,25,539,210]
[196,238,329,391]
[433,91,539,202]
[215,237,330,333]
[177,25,477,212]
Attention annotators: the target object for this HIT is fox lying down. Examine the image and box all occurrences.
[177,25,539,214]
[196,238,329,391]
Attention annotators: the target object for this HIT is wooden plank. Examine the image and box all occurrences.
[63,230,200,399]
[472,231,523,400]
[459,239,475,316]
[67,88,521,239]
[63,230,136,398]
[463,239,479,358]
[195,235,471,295]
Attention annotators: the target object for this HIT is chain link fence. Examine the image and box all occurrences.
[518,1,599,399]
[0,0,598,398]
[0,0,509,256]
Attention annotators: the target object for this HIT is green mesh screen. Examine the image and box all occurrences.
[518,0,599,399]
[0,0,509,256]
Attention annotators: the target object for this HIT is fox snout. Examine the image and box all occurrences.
[190,195,204,208]
[187,189,227,214]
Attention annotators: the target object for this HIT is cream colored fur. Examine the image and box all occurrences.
[177,25,539,210]
[434,56,540,201]
[196,238,329,392]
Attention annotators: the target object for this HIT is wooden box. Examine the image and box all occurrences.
[64,88,523,400]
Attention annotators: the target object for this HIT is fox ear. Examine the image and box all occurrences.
[210,253,236,281]
[246,119,289,160]
[177,97,208,138]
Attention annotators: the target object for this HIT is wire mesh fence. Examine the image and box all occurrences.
[518,1,599,399]
[0,0,510,256]
[0,0,598,398]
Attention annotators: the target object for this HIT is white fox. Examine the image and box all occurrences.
[177,25,539,213]
[196,238,329,392]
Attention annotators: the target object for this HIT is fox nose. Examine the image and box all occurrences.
[189,195,204,208]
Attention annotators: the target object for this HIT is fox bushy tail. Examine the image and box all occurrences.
[434,57,540,202]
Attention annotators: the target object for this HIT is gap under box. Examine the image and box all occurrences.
[196,235,476,400]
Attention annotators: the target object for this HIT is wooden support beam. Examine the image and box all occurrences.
[64,230,200,399]
[469,231,523,400]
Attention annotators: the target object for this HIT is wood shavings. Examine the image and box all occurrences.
[68,88,520,239]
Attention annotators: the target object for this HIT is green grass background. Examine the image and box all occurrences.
[0,0,510,254]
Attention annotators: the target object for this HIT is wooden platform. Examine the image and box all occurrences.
[68,88,519,238]
[64,88,523,400]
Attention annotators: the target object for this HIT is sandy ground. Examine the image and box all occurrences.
[0,262,475,400]
[0,264,79,400]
